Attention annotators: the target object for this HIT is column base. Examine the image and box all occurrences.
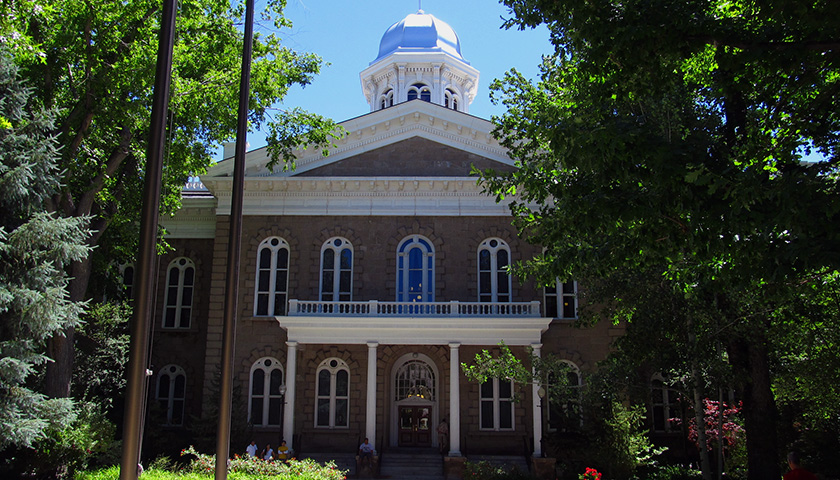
[443,455,467,480]
[530,456,556,480]
[355,455,379,478]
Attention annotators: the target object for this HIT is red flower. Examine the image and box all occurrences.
[580,467,602,480]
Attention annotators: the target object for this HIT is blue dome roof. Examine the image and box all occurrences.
[373,11,467,64]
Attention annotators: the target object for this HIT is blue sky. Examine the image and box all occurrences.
[239,0,551,154]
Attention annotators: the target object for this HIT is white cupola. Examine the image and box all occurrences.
[360,10,480,114]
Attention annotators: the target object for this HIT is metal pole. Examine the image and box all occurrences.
[214,0,254,477]
[119,1,177,479]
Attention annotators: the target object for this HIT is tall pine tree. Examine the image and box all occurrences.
[0,50,90,448]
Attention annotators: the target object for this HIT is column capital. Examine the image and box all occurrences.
[286,341,298,348]
[367,341,379,348]
[448,342,461,349]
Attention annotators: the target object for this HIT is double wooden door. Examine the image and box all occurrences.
[398,406,431,447]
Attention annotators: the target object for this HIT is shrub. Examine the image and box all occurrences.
[463,460,535,480]
[11,402,118,478]
[181,445,347,479]
[631,463,703,480]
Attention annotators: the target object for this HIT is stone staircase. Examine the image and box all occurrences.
[378,448,444,480]
[302,452,357,478]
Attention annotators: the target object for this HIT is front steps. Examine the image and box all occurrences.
[379,449,444,480]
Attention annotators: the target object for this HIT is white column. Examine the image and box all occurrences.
[532,343,543,457]
[283,341,298,450]
[366,342,378,446]
[448,342,462,456]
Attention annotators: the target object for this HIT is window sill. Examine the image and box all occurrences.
[159,327,197,333]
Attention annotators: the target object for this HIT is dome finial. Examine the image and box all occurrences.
[418,0,423,13]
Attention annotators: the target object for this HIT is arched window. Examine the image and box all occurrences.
[249,357,285,427]
[320,237,353,302]
[397,235,434,302]
[163,257,195,329]
[156,365,186,426]
[254,237,290,316]
[480,378,514,431]
[651,374,680,432]
[394,359,436,401]
[315,358,349,428]
[445,89,460,111]
[380,89,394,110]
[478,238,511,303]
[407,83,431,102]
[121,263,135,301]
[547,361,582,432]
[545,280,577,319]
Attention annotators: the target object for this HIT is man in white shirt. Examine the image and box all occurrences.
[246,440,258,457]
[358,438,374,468]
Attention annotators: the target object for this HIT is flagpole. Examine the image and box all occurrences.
[214,0,254,477]
[119,0,177,478]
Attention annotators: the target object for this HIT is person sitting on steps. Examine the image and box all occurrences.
[358,437,374,469]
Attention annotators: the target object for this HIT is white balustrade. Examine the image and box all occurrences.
[286,299,541,317]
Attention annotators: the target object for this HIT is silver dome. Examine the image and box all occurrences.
[373,10,467,64]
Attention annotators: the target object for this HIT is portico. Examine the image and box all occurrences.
[277,300,551,454]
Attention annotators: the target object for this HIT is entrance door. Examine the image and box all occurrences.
[398,406,431,447]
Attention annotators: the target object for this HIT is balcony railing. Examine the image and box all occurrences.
[287,300,542,317]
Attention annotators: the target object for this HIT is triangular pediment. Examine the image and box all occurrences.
[205,100,513,180]
[298,137,514,177]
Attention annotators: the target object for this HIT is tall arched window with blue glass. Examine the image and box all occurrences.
[397,235,435,304]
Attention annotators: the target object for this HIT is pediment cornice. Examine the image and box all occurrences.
[206,102,510,179]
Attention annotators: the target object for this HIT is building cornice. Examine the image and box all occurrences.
[278,315,552,346]
[160,198,218,238]
[204,176,512,216]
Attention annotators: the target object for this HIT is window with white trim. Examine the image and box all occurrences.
[156,364,186,426]
[545,280,577,318]
[254,237,290,316]
[445,88,460,111]
[407,83,431,102]
[547,361,582,432]
[380,89,394,110]
[320,237,353,302]
[315,358,349,428]
[163,257,195,329]
[651,374,680,432]
[480,378,514,431]
[397,235,434,302]
[394,359,436,401]
[478,238,512,303]
[249,357,284,427]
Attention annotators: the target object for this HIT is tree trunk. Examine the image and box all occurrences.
[727,332,780,480]
[687,315,713,480]
[44,256,93,398]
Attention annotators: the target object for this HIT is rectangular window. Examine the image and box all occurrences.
[479,378,514,431]
[545,279,577,319]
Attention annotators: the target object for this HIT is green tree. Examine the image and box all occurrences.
[0,49,90,449]
[461,344,664,479]
[481,1,840,479]
[4,0,340,398]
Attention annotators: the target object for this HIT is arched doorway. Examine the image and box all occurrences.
[390,354,438,448]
